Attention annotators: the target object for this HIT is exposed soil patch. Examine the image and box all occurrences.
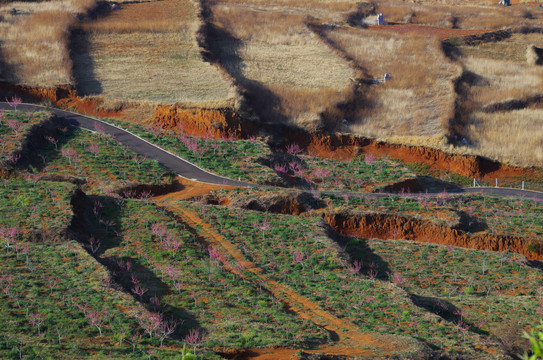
[325,210,542,261]
[0,81,123,118]
[153,177,235,202]
[153,105,244,139]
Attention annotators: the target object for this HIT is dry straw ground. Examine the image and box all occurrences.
[73,0,237,108]
[322,27,461,145]
[208,1,355,129]
[467,109,543,166]
[0,0,96,86]
[376,1,542,30]
[454,33,543,167]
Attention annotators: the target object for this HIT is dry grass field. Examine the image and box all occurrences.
[467,109,543,166]
[0,0,95,86]
[459,33,543,64]
[1,0,542,167]
[376,1,542,30]
[322,27,461,144]
[448,33,543,166]
[72,0,236,107]
[462,56,543,108]
[208,1,355,129]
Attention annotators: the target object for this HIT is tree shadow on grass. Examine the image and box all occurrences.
[323,223,391,281]
[102,255,201,334]
[69,29,103,97]
[15,116,81,173]
[86,197,202,334]
[0,43,19,85]
[455,210,488,233]
[198,10,288,127]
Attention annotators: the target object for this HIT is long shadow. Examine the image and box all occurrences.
[256,151,315,189]
[69,0,120,97]
[323,223,391,281]
[200,18,288,126]
[80,195,201,334]
[86,195,125,255]
[103,255,201,333]
[307,23,378,133]
[69,29,103,97]
[0,43,19,85]
[15,116,82,173]
[455,210,488,233]
[410,294,488,337]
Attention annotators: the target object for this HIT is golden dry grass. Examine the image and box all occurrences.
[376,1,542,30]
[210,0,358,23]
[210,3,355,129]
[459,33,543,64]
[322,27,460,140]
[462,56,543,108]
[73,0,237,106]
[465,109,543,166]
[0,0,96,86]
[451,34,543,166]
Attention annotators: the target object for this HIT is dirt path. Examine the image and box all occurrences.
[155,199,422,359]
[153,177,235,202]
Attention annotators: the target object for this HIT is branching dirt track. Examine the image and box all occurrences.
[156,199,424,359]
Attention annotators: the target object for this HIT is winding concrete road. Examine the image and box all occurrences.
[2,102,542,203]
[2,102,251,187]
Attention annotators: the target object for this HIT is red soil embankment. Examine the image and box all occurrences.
[153,104,245,139]
[151,109,537,184]
[293,132,537,183]
[325,211,543,261]
[0,82,123,118]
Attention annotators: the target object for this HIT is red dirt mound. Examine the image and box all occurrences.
[325,211,542,261]
[153,105,243,139]
[0,82,123,118]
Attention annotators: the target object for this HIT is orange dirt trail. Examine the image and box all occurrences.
[154,200,421,359]
[153,177,234,202]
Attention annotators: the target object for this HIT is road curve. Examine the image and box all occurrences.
[2,102,542,203]
[1,102,252,187]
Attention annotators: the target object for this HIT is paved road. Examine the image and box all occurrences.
[2,102,542,203]
[1,102,251,187]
